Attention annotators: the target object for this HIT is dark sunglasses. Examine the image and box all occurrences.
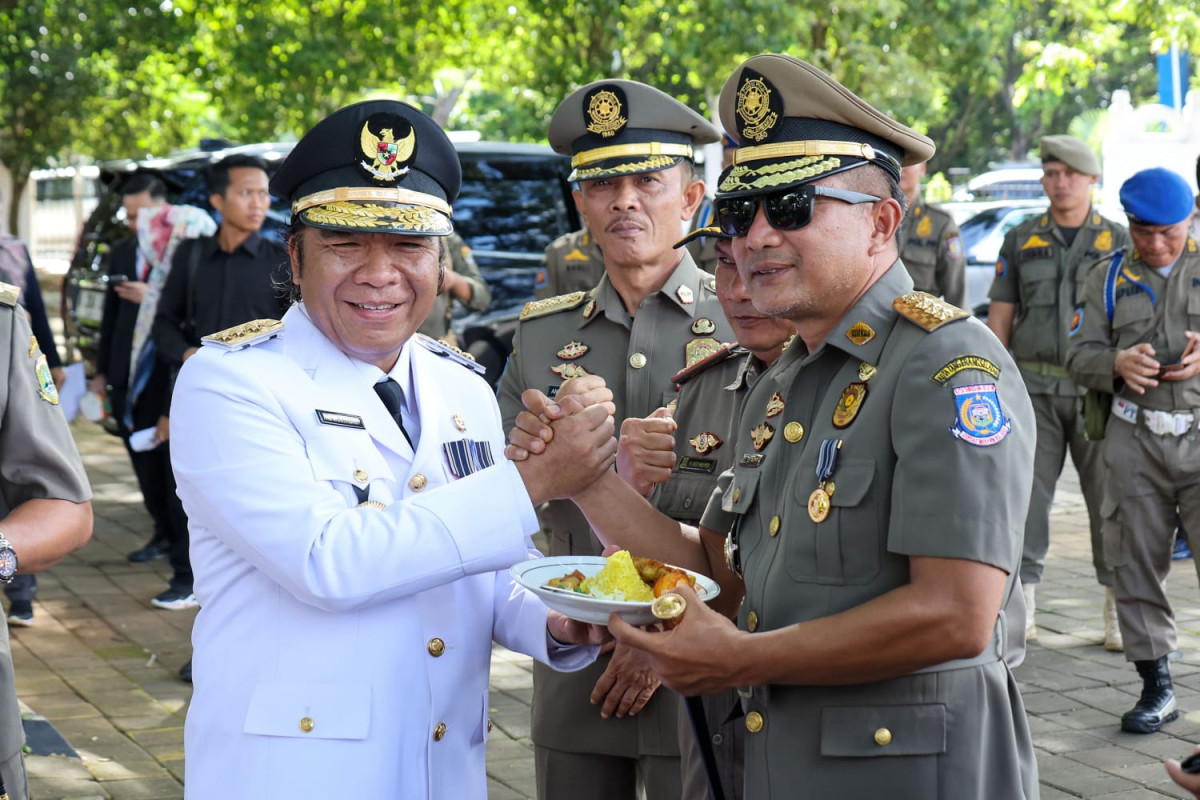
[715,185,882,237]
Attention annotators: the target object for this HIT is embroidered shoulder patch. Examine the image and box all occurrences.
[950,383,1011,446]
[930,355,1001,386]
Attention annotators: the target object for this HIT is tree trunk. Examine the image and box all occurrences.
[7,170,29,241]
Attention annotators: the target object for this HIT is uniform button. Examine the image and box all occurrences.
[427,637,445,657]
[630,352,647,369]
[745,711,764,733]
[409,474,427,491]
[433,721,447,741]
[874,727,892,746]
[769,515,781,536]
[784,421,804,442]
[747,610,759,632]
[712,733,724,745]
[353,469,368,483]
[299,716,314,733]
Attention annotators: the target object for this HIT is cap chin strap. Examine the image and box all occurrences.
[571,142,693,169]
[293,186,452,217]
[733,139,898,174]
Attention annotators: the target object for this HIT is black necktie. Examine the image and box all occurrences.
[373,378,415,450]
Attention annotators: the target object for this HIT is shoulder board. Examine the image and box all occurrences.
[414,334,486,375]
[670,340,741,384]
[201,318,284,351]
[519,291,587,321]
[893,292,969,332]
[0,282,18,308]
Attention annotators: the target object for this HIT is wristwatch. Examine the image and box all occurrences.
[0,532,18,584]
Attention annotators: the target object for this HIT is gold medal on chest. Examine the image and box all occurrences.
[832,382,868,429]
[808,486,831,523]
[750,422,775,451]
[557,341,589,360]
[551,363,591,380]
[765,391,785,418]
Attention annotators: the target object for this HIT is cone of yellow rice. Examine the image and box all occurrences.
[579,550,654,602]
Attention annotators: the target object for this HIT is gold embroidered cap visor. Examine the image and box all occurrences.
[549,79,720,183]
[715,54,934,199]
[270,99,460,236]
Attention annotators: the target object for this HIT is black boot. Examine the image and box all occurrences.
[1121,657,1178,733]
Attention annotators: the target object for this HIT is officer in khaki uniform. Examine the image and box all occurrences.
[497,79,725,800]
[531,54,1038,799]
[987,135,1131,649]
[898,161,965,306]
[0,284,93,799]
[1066,168,1200,734]
[614,228,793,800]
[535,228,605,300]
[416,231,491,344]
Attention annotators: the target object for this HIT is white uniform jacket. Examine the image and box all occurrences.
[171,304,595,799]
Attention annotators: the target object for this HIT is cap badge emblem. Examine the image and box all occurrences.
[359,115,416,182]
[585,88,627,139]
[736,70,780,143]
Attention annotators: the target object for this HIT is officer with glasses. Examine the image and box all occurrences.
[512,54,1040,798]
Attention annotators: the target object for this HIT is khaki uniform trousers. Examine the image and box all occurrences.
[1021,386,1110,587]
[1103,414,1200,660]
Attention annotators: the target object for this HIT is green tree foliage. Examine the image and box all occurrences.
[4,0,1200,229]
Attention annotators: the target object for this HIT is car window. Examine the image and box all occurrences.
[958,207,1010,250]
[454,154,573,259]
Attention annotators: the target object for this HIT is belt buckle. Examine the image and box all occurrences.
[1176,413,1195,436]
[1144,410,1170,436]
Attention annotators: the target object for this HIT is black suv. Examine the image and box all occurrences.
[63,139,580,385]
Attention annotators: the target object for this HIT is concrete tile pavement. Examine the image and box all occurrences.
[14,417,1200,798]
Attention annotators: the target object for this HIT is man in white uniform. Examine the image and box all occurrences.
[170,99,614,799]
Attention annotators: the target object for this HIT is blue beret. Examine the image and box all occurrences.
[1119,168,1194,226]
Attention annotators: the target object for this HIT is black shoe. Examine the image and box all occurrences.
[151,586,199,611]
[127,540,169,563]
[6,601,33,628]
[179,658,192,682]
[1121,657,1178,733]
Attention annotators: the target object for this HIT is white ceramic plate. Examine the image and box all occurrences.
[510,555,720,626]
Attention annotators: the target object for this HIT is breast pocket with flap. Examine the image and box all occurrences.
[243,681,371,740]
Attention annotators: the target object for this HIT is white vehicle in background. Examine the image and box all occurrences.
[28,165,102,272]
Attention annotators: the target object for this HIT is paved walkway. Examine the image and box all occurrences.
[14,417,1200,798]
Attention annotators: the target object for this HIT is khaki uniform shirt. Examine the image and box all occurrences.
[417,232,491,343]
[498,253,733,758]
[653,347,761,526]
[989,208,1130,395]
[534,229,605,301]
[0,295,91,797]
[898,196,966,307]
[712,264,1038,799]
[1067,240,1200,411]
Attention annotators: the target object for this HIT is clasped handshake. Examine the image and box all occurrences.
[510,375,677,506]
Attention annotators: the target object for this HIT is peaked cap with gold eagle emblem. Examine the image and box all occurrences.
[271,100,460,236]
[549,79,720,183]
[716,54,934,198]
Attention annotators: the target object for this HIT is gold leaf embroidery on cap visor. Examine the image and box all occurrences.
[718,157,843,193]
[301,202,451,233]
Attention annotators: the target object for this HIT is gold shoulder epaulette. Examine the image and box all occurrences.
[893,292,969,332]
[0,282,19,308]
[670,341,741,385]
[519,291,587,321]
[201,318,284,351]
[415,333,486,375]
